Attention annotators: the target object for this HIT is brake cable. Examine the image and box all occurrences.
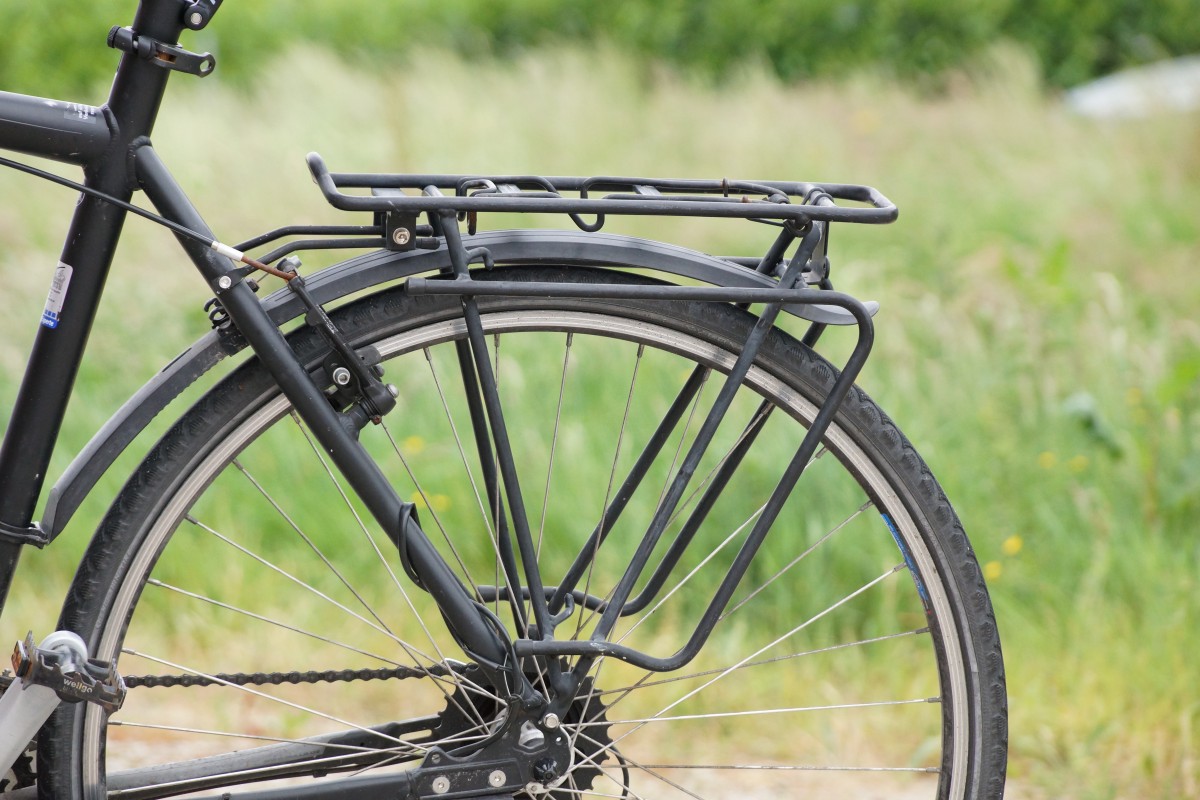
[0,154,294,281]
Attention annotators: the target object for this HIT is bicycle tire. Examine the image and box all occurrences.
[40,264,1006,799]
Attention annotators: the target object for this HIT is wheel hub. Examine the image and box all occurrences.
[430,666,614,798]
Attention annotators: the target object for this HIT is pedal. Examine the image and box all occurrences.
[0,631,125,784]
[10,632,126,714]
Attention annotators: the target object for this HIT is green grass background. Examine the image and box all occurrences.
[0,42,1198,798]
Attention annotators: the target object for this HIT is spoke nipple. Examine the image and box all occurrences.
[542,712,560,729]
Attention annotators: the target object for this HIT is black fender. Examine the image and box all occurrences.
[41,229,876,540]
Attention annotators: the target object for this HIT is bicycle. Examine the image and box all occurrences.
[0,2,1007,798]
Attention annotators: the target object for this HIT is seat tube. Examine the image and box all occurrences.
[0,1,185,608]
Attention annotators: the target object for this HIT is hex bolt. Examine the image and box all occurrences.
[431,775,450,794]
[332,367,351,386]
[542,712,561,729]
[392,228,412,247]
[217,275,232,290]
[488,770,507,788]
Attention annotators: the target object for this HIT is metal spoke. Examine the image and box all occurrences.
[616,502,766,644]
[424,347,499,549]
[576,697,937,727]
[146,579,403,668]
[234,457,393,633]
[378,422,481,600]
[595,628,929,698]
[574,731,706,800]
[655,367,709,509]
[181,515,419,653]
[108,720,382,753]
[721,499,874,620]
[537,332,573,559]
[633,763,939,773]
[120,649,410,749]
[574,343,645,641]
[288,414,501,722]
[586,565,908,753]
[178,514,496,716]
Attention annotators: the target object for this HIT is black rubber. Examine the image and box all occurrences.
[40,265,1007,799]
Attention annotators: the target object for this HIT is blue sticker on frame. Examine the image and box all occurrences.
[41,261,73,329]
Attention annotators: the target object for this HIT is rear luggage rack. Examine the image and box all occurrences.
[306,152,897,232]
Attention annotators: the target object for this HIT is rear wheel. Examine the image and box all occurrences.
[42,266,1006,799]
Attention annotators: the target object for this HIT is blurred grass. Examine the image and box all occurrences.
[0,43,1198,798]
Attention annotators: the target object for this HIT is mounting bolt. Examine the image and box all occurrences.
[387,384,399,398]
[532,758,560,783]
[392,227,412,247]
[217,275,232,290]
[542,712,560,729]
[488,770,507,788]
[188,11,203,26]
[431,775,450,794]
[331,367,351,386]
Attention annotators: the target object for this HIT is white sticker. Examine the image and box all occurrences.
[41,262,74,329]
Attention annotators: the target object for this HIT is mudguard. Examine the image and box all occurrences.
[40,229,876,540]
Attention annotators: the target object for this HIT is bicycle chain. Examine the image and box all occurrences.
[124,662,456,690]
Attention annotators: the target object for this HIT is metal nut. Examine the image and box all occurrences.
[392,228,412,246]
[542,712,560,729]
[488,770,507,788]
[332,367,351,386]
[431,775,450,794]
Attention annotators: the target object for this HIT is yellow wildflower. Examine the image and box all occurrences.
[1002,535,1023,556]
[402,435,426,455]
[1067,455,1089,473]
[1037,451,1057,470]
[413,493,451,513]
[983,561,1002,581]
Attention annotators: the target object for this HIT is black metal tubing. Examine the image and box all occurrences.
[621,400,775,616]
[546,366,710,617]
[0,92,114,166]
[308,152,898,226]
[579,226,827,648]
[233,224,383,253]
[131,145,514,677]
[0,0,189,610]
[439,214,553,642]
[517,282,877,673]
[409,278,838,304]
